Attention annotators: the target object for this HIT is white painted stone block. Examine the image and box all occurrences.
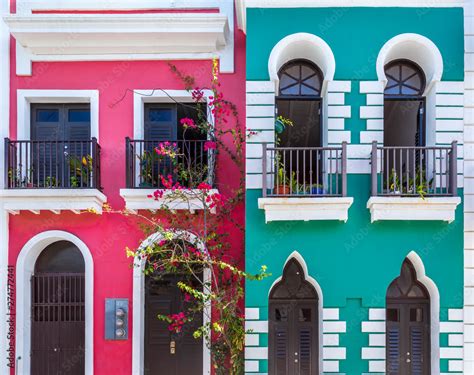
[369,360,385,372]
[245,334,260,346]
[440,347,463,359]
[360,81,384,94]
[436,94,464,106]
[440,321,464,333]
[328,118,345,130]
[366,119,384,130]
[448,334,464,347]
[369,334,386,347]
[437,81,464,94]
[328,92,345,105]
[328,105,351,118]
[245,320,268,333]
[245,347,268,360]
[323,321,346,333]
[323,347,346,360]
[360,131,383,144]
[436,106,464,120]
[247,92,275,105]
[361,347,385,359]
[328,131,351,144]
[323,308,340,320]
[244,360,259,372]
[360,106,383,119]
[246,117,275,131]
[245,308,260,320]
[362,321,385,333]
[436,119,464,132]
[448,308,464,321]
[246,81,275,93]
[323,360,339,372]
[448,360,463,372]
[369,308,385,321]
[328,80,351,93]
[247,105,274,118]
[323,334,340,346]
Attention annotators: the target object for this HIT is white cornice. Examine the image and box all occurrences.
[5,13,230,75]
[236,0,465,33]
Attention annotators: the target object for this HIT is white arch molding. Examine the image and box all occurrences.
[403,251,441,375]
[268,251,324,374]
[132,230,211,375]
[268,32,336,94]
[15,230,94,375]
[376,33,444,93]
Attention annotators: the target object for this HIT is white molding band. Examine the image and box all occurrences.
[120,189,219,213]
[258,197,354,223]
[17,89,99,141]
[132,231,211,375]
[15,230,94,375]
[0,189,107,215]
[367,196,461,223]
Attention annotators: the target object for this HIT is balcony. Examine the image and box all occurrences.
[368,141,461,223]
[120,138,218,212]
[2,138,106,214]
[258,143,353,222]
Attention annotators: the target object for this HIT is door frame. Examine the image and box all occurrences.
[15,230,94,375]
[267,251,324,374]
[132,230,211,375]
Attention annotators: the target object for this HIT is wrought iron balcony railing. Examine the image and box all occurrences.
[262,142,347,197]
[4,138,102,189]
[125,138,214,189]
[370,141,458,197]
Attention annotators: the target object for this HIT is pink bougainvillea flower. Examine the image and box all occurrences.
[180,117,196,129]
[147,189,164,200]
[192,88,204,102]
[197,182,212,191]
[204,141,217,151]
[206,193,224,209]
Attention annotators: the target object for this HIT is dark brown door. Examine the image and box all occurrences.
[269,259,319,375]
[144,274,203,375]
[31,273,85,375]
[386,259,431,375]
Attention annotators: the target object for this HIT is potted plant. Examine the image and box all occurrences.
[69,155,93,188]
[310,184,326,195]
[275,163,290,195]
[275,115,293,135]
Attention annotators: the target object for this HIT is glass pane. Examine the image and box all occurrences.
[299,308,311,322]
[410,308,423,322]
[300,85,318,96]
[285,65,300,78]
[149,108,172,122]
[301,65,315,80]
[401,85,418,96]
[36,109,59,122]
[68,109,91,122]
[387,308,399,322]
[303,75,320,90]
[280,84,299,96]
[275,307,288,322]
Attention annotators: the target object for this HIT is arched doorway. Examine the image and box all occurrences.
[269,258,319,375]
[31,240,85,375]
[386,258,431,375]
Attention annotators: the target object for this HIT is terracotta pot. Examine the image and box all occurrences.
[275,185,290,195]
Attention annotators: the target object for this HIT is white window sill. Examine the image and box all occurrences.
[367,196,461,223]
[120,188,219,213]
[257,197,354,223]
[0,189,107,215]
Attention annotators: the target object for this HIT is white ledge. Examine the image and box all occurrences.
[4,13,229,75]
[120,188,219,213]
[257,197,354,223]
[0,189,107,214]
[367,196,461,223]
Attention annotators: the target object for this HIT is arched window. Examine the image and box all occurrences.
[386,259,430,375]
[31,241,85,374]
[269,258,319,374]
[278,59,323,97]
[384,59,426,97]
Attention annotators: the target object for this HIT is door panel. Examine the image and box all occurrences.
[145,274,203,375]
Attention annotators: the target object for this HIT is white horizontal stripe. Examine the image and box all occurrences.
[366,119,383,130]
[246,92,275,105]
[328,80,351,93]
[323,334,340,346]
[246,174,262,189]
[323,360,339,372]
[328,118,345,130]
[328,131,351,144]
[245,308,260,320]
[448,360,464,372]
[435,132,463,145]
[362,347,385,359]
[246,81,274,93]
[246,130,274,143]
[360,106,383,119]
[369,360,385,373]
[360,81,384,94]
[448,308,464,321]
[245,320,268,333]
[323,308,340,320]
[347,144,371,159]
[245,347,267,360]
[436,93,464,106]
[448,334,464,347]
[245,334,260,346]
[440,347,463,359]
[323,347,346,360]
[366,93,384,106]
[440,321,464,333]
[247,105,274,117]
[369,334,386,347]
[246,117,275,130]
[328,92,345,105]
[347,159,371,174]
[360,131,383,144]
[323,321,346,333]
[369,308,386,321]
[437,81,464,94]
[436,119,464,132]
[328,105,351,118]
[436,106,464,119]
[362,321,385,333]
[246,143,271,158]
[244,360,259,372]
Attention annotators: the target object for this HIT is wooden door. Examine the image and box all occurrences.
[144,274,203,375]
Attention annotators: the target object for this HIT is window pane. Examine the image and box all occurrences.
[299,308,311,322]
[275,307,288,322]
[387,308,399,322]
[149,108,172,122]
[68,109,91,122]
[36,109,59,122]
[410,308,423,322]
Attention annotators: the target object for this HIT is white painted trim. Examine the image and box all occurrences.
[268,33,336,92]
[235,0,464,33]
[268,251,324,374]
[17,89,99,141]
[120,188,219,213]
[406,251,441,375]
[132,231,211,375]
[0,189,107,214]
[258,197,354,223]
[376,33,444,89]
[367,196,461,223]
[15,230,94,375]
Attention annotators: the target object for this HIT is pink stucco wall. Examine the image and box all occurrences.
[7,13,246,374]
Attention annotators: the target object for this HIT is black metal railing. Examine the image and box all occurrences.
[262,142,347,197]
[125,138,214,189]
[4,138,102,189]
[370,141,457,197]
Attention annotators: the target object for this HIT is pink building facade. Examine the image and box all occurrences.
[0,1,244,374]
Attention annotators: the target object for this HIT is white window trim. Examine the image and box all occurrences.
[17,89,99,141]
[267,251,324,374]
[15,230,94,375]
[132,230,211,375]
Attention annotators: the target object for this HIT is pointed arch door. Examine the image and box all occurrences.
[269,258,319,375]
[386,259,430,375]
